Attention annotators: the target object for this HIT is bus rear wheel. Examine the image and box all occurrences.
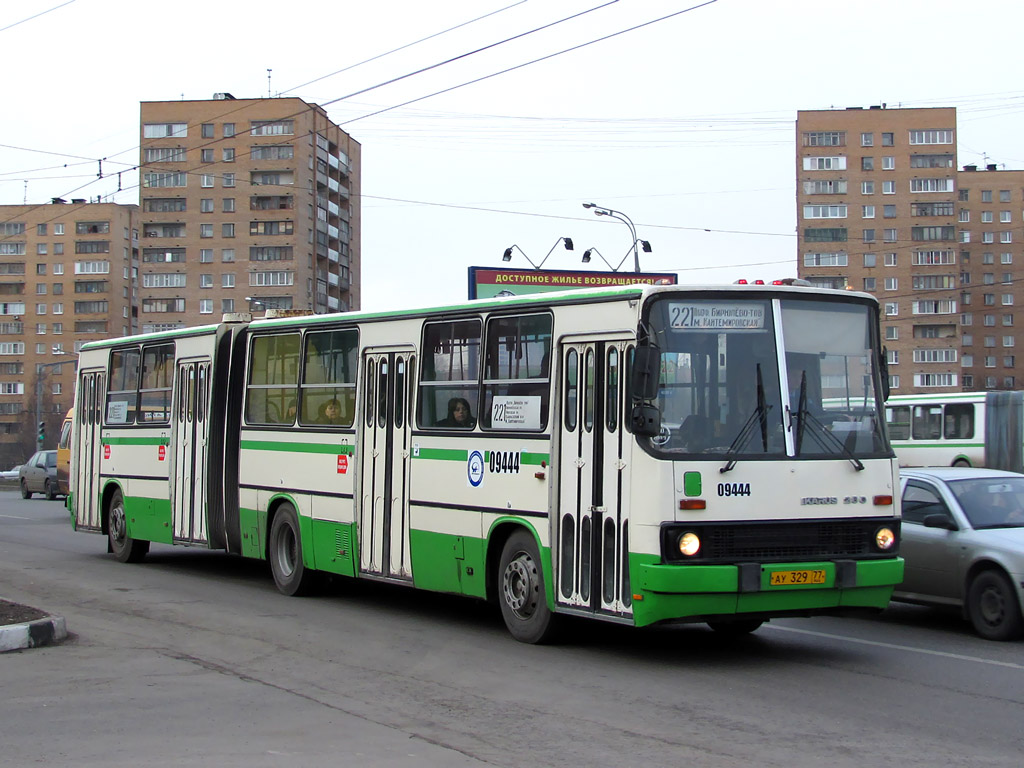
[108,489,149,563]
[498,530,559,644]
[269,504,314,596]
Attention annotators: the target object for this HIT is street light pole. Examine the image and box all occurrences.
[35,357,75,449]
[582,203,647,273]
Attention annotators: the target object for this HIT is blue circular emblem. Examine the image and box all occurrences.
[467,450,485,487]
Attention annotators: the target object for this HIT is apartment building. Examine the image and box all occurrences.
[0,201,138,466]
[956,165,1024,390]
[139,94,360,331]
[796,106,965,393]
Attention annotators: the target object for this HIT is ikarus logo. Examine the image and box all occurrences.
[467,450,485,487]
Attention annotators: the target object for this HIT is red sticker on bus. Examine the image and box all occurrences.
[103,445,110,460]
[338,455,348,474]
[158,445,166,461]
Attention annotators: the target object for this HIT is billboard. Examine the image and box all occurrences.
[468,266,678,300]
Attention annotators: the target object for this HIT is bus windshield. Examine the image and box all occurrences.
[639,294,888,460]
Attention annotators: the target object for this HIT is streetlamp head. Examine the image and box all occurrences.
[582,250,592,263]
[582,202,595,209]
[563,237,574,251]
[640,240,652,253]
[502,247,513,262]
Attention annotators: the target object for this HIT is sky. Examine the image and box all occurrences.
[2,0,1024,312]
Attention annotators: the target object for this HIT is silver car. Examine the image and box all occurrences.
[896,468,1024,641]
[18,450,59,500]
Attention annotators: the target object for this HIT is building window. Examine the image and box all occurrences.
[803,205,847,219]
[862,205,875,219]
[884,205,897,218]
[200,198,214,213]
[887,350,899,365]
[882,156,895,170]
[882,132,894,146]
[199,249,213,263]
[885,302,898,316]
[959,209,970,222]
[200,224,213,238]
[861,132,873,147]
[222,298,235,313]
[222,274,235,288]
[223,198,235,213]
[861,157,874,171]
[251,120,295,136]
[909,129,953,145]
[224,123,235,137]
[201,149,214,163]
[201,175,215,188]
[223,173,235,188]
[201,124,214,138]
[222,249,235,263]
[1001,211,1012,223]
[885,326,898,340]
[803,131,845,146]
[863,253,876,267]
[199,299,214,314]
[982,190,993,203]
[885,253,898,267]
[885,277,898,291]
[143,123,187,138]
[863,229,876,243]
[1000,190,1011,203]
[200,274,213,288]
[883,228,897,243]
[223,148,235,162]
[863,277,876,291]
[222,223,235,238]
[883,181,896,194]
[862,181,874,195]
[143,172,187,188]
[802,156,847,171]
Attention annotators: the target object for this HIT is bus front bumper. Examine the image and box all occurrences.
[630,557,904,628]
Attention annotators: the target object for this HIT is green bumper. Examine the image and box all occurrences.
[631,557,904,628]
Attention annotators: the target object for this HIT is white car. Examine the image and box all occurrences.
[896,467,1024,640]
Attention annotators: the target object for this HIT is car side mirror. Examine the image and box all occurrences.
[923,512,958,531]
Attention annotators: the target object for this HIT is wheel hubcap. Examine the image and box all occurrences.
[110,504,126,544]
[503,551,538,620]
[979,586,1005,626]
[276,526,296,577]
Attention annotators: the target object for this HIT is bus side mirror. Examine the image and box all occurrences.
[631,404,661,436]
[631,344,661,401]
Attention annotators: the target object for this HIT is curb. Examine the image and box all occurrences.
[0,615,68,653]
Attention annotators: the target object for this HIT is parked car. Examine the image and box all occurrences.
[896,467,1024,640]
[18,450,59,500]
[0,465,21,480]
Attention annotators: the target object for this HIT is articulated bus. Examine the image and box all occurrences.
[884,390,1024,471]
[68,283,902,642]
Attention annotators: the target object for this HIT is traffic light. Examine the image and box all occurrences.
[38,420,45,444]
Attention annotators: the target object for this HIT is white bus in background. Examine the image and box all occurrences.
[884,391,1024,470]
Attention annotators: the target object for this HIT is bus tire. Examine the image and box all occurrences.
[269,504,314,596]
[952,458,971,468]
[708,619,764,635]
[967,570,1024,641]
[107,489,149,563]
[20,479,31,499]
[498,530,559,644]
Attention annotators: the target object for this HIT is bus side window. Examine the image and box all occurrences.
[886,405,910,440]
[944,403,975,439]
[912,405,942,440]
[418,318,481,429]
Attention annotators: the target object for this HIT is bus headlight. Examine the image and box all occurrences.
[875,527,896,551]
[678,532,701,557]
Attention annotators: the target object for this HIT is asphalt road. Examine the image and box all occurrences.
[1,490,1022,767]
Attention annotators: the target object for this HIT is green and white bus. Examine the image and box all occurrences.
[68,283,903,642]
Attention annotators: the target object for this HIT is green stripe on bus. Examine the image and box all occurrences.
[892,441,981,449]
[103,436,170,446]
[520,452,549,466]
[414,448,468,461]
[240,440,355,455]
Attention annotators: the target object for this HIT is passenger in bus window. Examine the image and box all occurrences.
[436,397,476,428]
[319,398,343,425]
[286,400,297,422]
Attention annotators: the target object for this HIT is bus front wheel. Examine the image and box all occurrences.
[107,489,149,563]
[498,530,559,644]
[269,504,314,596]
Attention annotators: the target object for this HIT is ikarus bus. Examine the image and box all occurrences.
[68,283,903,643]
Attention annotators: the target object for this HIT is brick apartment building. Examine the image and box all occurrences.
[139,94,361,330]
[796,105,1024,394]
[0,201,138,465]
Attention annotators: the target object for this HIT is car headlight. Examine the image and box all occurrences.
[875,527,896,551]
[678,532,701,557]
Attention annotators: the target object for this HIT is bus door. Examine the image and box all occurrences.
[74,369,105,531]
[171,359,211,543]
[556,338,634,617]
[358,348,415,580]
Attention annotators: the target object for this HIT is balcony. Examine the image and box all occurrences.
[328,248,339,263]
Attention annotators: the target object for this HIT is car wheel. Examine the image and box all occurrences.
[967,570,1024,641]
[20,479,31,499]
[44,479,56,501]
[269,504,314,596]
[498,530,560,644]
[107,488,149,563]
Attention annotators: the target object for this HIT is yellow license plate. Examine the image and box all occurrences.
[769,569,827,586]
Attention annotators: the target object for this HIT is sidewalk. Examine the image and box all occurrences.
[0,597,67,652]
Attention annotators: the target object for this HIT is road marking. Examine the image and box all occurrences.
[0,514,31,520]
[766,624,1024,670]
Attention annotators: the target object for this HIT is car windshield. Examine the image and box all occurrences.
[949,477,1024,529]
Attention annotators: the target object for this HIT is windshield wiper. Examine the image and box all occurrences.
[793,376,864,471]
[720,364,771,474]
